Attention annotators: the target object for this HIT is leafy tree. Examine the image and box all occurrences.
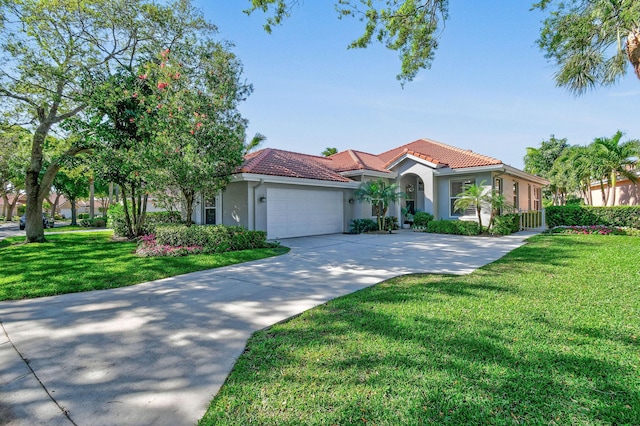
[54,168,90,226]
[453,181,490,230]
[524,135,571,205]
[592,131,640,206]
[0,0,214,242]
[144,46,252,223]
[355,178,405,231]
[535,0,640,94]
[246,0,449,83]
[0,126,31,219]
[524,135,570,177]
[79,71,158,238]
[322,147,338,157]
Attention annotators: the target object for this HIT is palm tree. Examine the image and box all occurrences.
[453,181,490,230]
[355,178,405,231]
[593,131,640,206]
[487,191,514,231]
[243,133,267,156]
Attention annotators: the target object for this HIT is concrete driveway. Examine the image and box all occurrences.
[0,230,538,425]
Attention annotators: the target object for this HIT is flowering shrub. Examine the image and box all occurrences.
[136,225,269,257]
[136,234,205,257]
[547,225,640,236]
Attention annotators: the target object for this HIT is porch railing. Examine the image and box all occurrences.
[519,209,546,231]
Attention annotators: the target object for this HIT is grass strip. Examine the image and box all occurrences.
[0,231,288,301]
[200,235,640,425]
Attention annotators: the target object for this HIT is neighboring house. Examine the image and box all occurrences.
[588,170,640,206]
[58,196,166,219]
[0,192,27,218]
[193,138,549,239]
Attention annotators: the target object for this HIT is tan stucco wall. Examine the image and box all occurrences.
[589,180,640,206]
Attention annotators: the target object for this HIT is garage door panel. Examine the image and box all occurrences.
[267,188,343,239]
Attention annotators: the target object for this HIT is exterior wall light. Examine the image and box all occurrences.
[259,196,267,203]
[348,198,355,204]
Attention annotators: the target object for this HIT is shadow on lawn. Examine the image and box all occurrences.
[211,271,639,425]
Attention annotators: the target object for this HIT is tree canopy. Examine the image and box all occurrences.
[0,0,221,242]
[535,0,640,94]
[247,1,640,91]
[245,0,449,83]
[528,131,640,206]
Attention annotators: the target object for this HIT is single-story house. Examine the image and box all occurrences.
[193,138,549,239]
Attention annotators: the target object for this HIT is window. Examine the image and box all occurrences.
[450,179,475,217]
[533,187,541,210]
[204,196,216,225]
[527,184,532,210]
[513,181,519,210]
[494,177,503,195]
[405,183,415,214]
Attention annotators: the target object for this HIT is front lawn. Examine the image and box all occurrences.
[201,235,640,425]
[0,231,288,300]
[45,225,106,232]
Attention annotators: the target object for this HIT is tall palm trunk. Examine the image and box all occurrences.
[609,172,618,206]
[628,28,640,79]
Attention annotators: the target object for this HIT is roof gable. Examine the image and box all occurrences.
[326,150,390,173]
[378,138,502,169]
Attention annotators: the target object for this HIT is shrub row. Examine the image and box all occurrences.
[349,218,377,234]
[152,224,268,254]
[349,216,400,234]
[547,225,640,237]
[79,217,107,228]
[425,219,481,236]
[546,205,640,228]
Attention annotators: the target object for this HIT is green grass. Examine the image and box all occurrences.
[45,225,105,232]
[0,231,288,301]
[200,235,640,425]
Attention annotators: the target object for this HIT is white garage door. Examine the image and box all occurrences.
[266,188,343,239]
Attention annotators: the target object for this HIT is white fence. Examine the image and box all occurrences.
[519,209,546,230]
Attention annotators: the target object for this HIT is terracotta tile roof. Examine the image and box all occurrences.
[326,150,390,173]
[378,138,502,169]
[238,148,352,182]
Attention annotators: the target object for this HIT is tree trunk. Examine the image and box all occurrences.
[1,194,8,218]
[609,173,617,206]
[89,176,95,219]
[7,196,18,220]
[627,28,640,79]
[70,197,78,226]
[599,180,608,206]
[49,192,61,218]
[183,189,195,226]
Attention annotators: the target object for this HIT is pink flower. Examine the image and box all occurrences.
[139,74,147,80]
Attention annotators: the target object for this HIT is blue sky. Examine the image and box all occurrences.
[196,1,640,169]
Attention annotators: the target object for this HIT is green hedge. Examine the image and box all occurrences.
[413,211,434,228]
[154,224,268,253]
[491,214,520,235]
[107,203,183,237]
[546,205,640,228]
[426,219,481,236]
[79,217,107,228]
[350,219,378,234]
